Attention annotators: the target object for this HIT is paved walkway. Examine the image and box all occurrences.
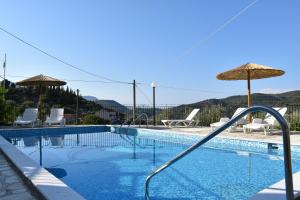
[144,126,300,145]
[0,152,39,200]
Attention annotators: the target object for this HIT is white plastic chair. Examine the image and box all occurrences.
[14,108,38,127]
[210,108,248,132]
[161,109,200,127]
[243,107,287,135]
[45,108,66,126]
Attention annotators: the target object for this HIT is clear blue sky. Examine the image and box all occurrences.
[0,0,299,105]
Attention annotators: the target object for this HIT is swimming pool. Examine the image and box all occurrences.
[2,126,300,200]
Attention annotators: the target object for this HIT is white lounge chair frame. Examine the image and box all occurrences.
[45,108,66,126]
[210,108,248,132]
[243,107,287,135]
[161,109,200,127]
[14,108,38,127]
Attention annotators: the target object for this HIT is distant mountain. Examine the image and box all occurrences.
[94,100,130,114]
[187,90,300,108]
[83,96,98,101]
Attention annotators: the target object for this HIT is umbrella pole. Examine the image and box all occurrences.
[247,71,252,122]
[247,71,251,108]
[38,84,42,123]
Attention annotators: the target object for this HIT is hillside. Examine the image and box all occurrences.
[187,90,300,108]
[83,96,98,101]
[94,100,130,114]
[3,80,102,115]
[156,90,300,128]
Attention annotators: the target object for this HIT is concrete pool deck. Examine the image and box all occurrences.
[141,126,300,145]
[0,151,39,200]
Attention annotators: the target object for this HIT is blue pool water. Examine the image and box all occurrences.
[2,126,300,200]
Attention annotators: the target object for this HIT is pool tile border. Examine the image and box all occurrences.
[111,127,300,157]
[0,125,109,138]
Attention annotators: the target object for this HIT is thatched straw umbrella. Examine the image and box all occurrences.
[17,74,66,87]
[217,63,285,121]
[17,74,66,120]
[217,63,285,108]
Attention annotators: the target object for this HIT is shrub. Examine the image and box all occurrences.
[81,114,108,125]
[5,100,22,124]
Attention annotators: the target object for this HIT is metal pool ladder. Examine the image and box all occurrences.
[120,113,149,128]
[144,106,294,200]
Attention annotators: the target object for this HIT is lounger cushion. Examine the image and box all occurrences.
[15,120,34,125]
[210,118,229,127]
[220,118,230,122]
[243,118,268,130]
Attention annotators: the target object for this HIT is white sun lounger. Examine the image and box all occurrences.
[161,109,200,127]
[45,108,66,126]
[210,108,248,132]
[14,108,38,127]
[243,107,287,135]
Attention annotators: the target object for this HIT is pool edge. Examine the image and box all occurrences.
[248,171,300,200]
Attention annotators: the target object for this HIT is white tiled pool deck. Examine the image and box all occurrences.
[0,152,39,200]
[143,126,300,145]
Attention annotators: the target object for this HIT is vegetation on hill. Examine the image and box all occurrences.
[7,86,102,114]
[156,91,300,130]
[94,100,130,114]
[81,114,109,125]
[1,78,299,130]
[0,79,103,125]
[159,91,300,115]
[187,91,300,108]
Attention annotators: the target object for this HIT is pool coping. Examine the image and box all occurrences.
[248,171,300,200]
[0,135,85,200]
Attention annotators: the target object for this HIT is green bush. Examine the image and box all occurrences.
[0,88,5,124]
[0,87,23,125]
[81,114,108,125]
[5,100,22,124]
[287,111,300,131]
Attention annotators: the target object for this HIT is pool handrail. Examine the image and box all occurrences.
[144,106,294,200]
[121,113,149,128]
